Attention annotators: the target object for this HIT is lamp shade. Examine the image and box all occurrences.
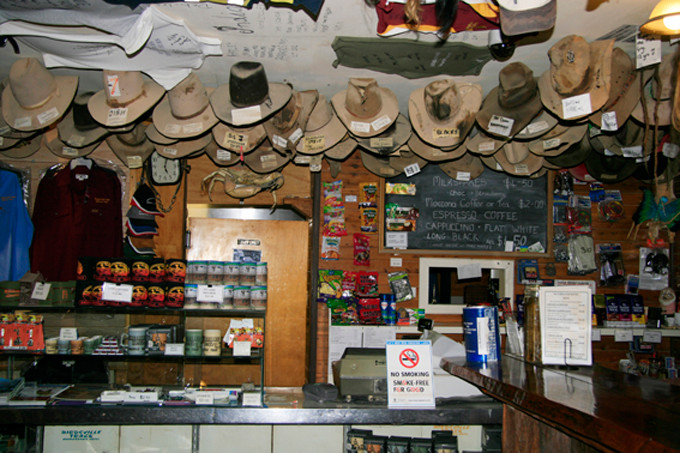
[641,0,680,36]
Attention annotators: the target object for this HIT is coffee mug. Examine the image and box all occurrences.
[83,337,98,355]
[45,337,58,354]
[203,329,222,356]
[121,326,149,356]
[185,329,203,357]
[57,337,71,354]
[70,338,84,355]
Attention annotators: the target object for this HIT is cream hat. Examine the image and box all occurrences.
[332,78,399,138]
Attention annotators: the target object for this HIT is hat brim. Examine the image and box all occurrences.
[243,141,291,174]
[584,153,637,183]
[439,152,485,180]
[210,82,292,127]
[152,88,219,139]
[88,79,164,127]
[476,83,543,138]
[332,86,399,138]
[2,75,78,132]
[465,129,508,156]
[297,114,346,155]
[500,0,556,36]
[212,122,266,155]
[545,134,591,168]
[58,106,109,148]
[528,124,587,156]
[204,138,242,167]
[408,133,467,162]
[409,83,482,148]
[323,134,357,161]
[47,135,100,159]
[513,109,559,140]
[107,134,155,169]
[360,150,400,178]
[354,114,412,155]
[388,148,428,173]
[495,142,545,176]
[154,132,212,159]
[0,135,41,159]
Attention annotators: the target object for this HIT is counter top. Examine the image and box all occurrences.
[440,355,680,452]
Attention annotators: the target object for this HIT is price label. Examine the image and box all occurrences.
[524,120,549,135]
[233,340,251,357]
[183,123,204,135]
[195,393,214,405]
[106,107,128,126]
[288,128,304,144]
[197,285,223,303]
[272,134,288,149]
[216,149,232,161]
[350,121,370,134]
[231,105,261,125]
[487,115,514,137]
[636,34,662,69]
[663,141,680,158]
[14,117,31,129]
[600,111,618,131]
[163,124,182,136]
[614,329,634,342]
[102,283,133,302]
[369,137,393,149]
[371,115,392,131]
[562,93,592,119]
[642,330,662,344]
[37,107,59,125]
[385,232,408,249]
[107,75,122,97]
[31,282,51,301]
[303,135,325,152]
[404,163,421,177]
[242,392,262,407]
[456,171,471,181]
[60,327,78,341]
[165,343,184,356]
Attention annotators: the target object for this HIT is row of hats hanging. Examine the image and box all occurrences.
[0,33,677,189]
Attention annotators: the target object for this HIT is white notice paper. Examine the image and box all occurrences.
[386,340,435,409]
[539,285,592,366]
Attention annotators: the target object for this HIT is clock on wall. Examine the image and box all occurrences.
[148,151,183,186]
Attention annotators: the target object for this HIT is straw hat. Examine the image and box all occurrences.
[212,122,266,155]
[264,90,318,153]
[354,114,412,155]
[296,95,345,155]
[408,80,482,148]
[58,92,109,148]
[210,61,292,126]
[408,132,467,162]
[477,62,542,138]
[331,78,399,138]
[2,57,78,132]
[152,72,218,139]
[88,70,164,127]
[107,123,155,169]
[439,152,485,180]
[538,35,614,120]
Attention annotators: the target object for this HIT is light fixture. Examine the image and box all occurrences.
[641,0,680,36]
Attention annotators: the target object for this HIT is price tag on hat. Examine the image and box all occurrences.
[562,94,592,119]
[487,115,514,137]
[635,34,661,69]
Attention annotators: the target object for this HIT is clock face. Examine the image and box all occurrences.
[149,152,182,185]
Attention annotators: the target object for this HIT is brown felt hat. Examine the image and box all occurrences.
[408,80,482,148]
[212,122,266,155]
[464,127,508,156]
[360,150,400,178]
[495,141,545,176]
[0,134,41,159]
[264,89,318,153]
[243,140,291,174]
[47,134,100,159]
[538,35,614,120]
[58,92,109,148]
[355,113,412,156]
[153,130,212,160]
[2,57,78,132]
[296,95,346,155]
[204,136,242,168]
[388,147,428,174]
[528,123,587,157]
[107,122,155,169]
[331,78,399,138]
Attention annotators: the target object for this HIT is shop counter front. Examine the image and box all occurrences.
[440,354,680,452]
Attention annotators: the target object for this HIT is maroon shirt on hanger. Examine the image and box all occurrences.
[30,162,123,281]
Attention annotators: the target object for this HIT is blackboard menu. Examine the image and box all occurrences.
[382,165,549,253]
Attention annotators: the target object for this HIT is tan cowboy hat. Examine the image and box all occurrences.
[495,141,545,176]
[154,131,212,159]
[528,123,587,157]
[2,57,78,132]
[408,80,482,148]
[0,134,41,159]
[0,78,34,144]
[513,110,559,140]
[589,47,643,131]
[355,113,412,156]
[58,92,109,148]
[243,140,291,174]
[360,150,400,178]
[152,72,218,139]
[331,78,399,138]
[439,152,485,181]
[263,89,319,153]
[538,35,614,120]
[210,61,292,127]
[212,122,266,155]
[632,53,675,127]
[388,147,428,174]
[464,127,508,156]
[477,62,543,138]
[497,0,556,36]
[107,122,155,169]
[408,132,467,162]
[204,136,241,167]
[88,70,164,127]
[323,133,357,161]
[47,134,100,159]
[296,95,346,155]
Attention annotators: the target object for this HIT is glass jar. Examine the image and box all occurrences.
[523,284,541,364]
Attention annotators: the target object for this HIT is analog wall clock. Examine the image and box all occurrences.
[148,151,182,186]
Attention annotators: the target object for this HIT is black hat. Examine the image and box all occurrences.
[131,183,162,216]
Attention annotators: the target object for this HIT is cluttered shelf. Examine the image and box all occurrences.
[1,305,265,318]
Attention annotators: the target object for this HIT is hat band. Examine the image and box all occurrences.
[18,86,57,111]
[107,89,145,109]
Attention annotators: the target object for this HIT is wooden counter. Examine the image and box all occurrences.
[440,355,680,452]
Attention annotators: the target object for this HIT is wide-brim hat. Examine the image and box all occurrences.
[584,152,637,183]
[408,80,482,148]
[408,132,467,162]
[88,70,164,127]
[332,78,399,138]
[360,150,400,178]
[58,91,109,148]
[544,133,591,168]
[589,120,646,157]
[514,110,559,140]
[539,36,614,120]
[0,134,41,159]
[528,123,587,157]
[212,122,266,156]
[439,152,485,181]
[632,54,675,127]
[323,134,357,161]
[243,141,291,174]
[477,62,542,139]
[0,78,35,144]
[154,131,212,159]
[495,141,545,176]
[264,90,319,153]
[498,0,556,36]
[204,137,241,167]
[2,57,78,132]
[296,95,346,155]
[464,128,508,156]
[355,114,412,156]
[152,73,218,139]
[589,47,642,130]
[47,134,99,159]
[388,147,428,174]
[107,123,155,169]
[210,61,292,127]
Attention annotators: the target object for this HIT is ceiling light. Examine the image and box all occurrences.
[641,0,680,36]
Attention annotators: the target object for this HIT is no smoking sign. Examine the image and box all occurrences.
[399,349,419,368]
[386,340,435,409]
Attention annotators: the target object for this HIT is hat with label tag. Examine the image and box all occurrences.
[204,137,241,168]
[439,152,485,180]
[152,130,211,160]
[584,152,637,183]
[2,57,78,132]
[497,0,556,36]
[296,94,345,155]
[0,134,41,159]
[152,72,218,139]
[408,131,467,162]
[589,120,647,157]
[107,122,155,169]
[212,122,266,156]
[539,35,614,121]
[464,127,508,156]
[323,133,358,161]
[58,91,109,148]
[360,150,400,178]
[243,141,291,174]
[354,113,412,156]
[528,123,587,157]
[388,147,428,174]
[409,80,482,148]
[264,89,319,154]
[46,133,99,159]
[332,78,399,138]
[88,70,164,128]
[544,133,591,168]
[210,61,292,127]
[513,110,559,140]
[495,141,544,176]
[477,62,543,139]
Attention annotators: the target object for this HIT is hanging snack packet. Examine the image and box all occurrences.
[388,271,414,303]
[360,206,378,233]
[318,269,343,300]
[321,236,341,260]
[342,271,358,298]
[359,182,378,207]
[357,271,379,297]
[354,233,370,266]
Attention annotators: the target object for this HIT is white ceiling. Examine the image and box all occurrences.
[0,0,669,112]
